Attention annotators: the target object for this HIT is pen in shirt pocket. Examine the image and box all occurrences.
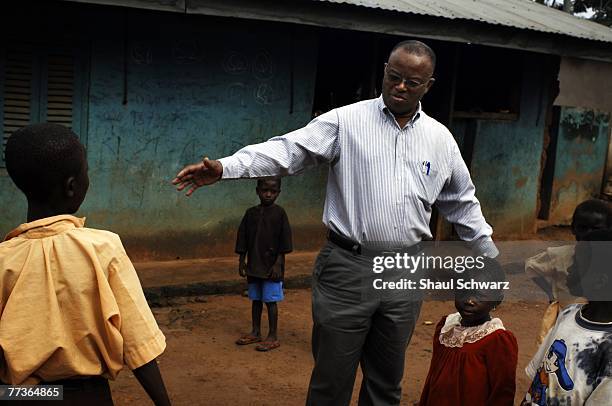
[421,161,431,176]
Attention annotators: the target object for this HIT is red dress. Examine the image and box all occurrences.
[419,315,518,406]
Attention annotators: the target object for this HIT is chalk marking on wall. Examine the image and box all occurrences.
[172,39,202,64]
[255,83,273,105]
[102,136,117,157]
[179,138,199,163]
[132,42,153,65]
[100,111,123,123]
[252,50,274,81]
[132,136,162,158]
[131,111,154,126]
[227,82,247,107]
[223,51,248,75]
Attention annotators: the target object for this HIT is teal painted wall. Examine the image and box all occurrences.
[450,53,557,237]
[0,169,21,235]
[0,7,326,260]
[3,4,606,258]
[548,107,610,224]
[84,14,325,260]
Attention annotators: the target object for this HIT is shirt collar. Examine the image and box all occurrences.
[4,215,85,241]
[575,304,612,332]
[376,95,422,125]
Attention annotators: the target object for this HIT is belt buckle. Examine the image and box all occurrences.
[381,250,398,257]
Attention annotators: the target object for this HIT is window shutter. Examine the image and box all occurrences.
[3,50,32,158]
[46,54,73,128]
[1,44,86,168]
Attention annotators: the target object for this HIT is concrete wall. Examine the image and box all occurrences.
[548,107,610,224]
[3,3,607,259]
[450,53,557,238]
[0,6,326,260]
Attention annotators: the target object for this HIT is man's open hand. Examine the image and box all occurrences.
[172,158,223,196]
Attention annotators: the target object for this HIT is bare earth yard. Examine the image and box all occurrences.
[111,286,545,405]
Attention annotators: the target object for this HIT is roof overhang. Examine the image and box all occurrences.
[61,0,612,62]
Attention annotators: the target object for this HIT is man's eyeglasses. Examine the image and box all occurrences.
[384,63,431,89]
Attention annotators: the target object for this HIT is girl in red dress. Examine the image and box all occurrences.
[419,259,518,406]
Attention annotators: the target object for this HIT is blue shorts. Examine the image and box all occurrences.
[248,279,284,303]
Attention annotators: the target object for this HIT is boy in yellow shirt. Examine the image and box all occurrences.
[0,123,171,405]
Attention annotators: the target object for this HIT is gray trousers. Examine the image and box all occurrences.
[306,242,423,406]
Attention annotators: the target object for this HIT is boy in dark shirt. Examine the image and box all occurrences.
[235,178,292,351]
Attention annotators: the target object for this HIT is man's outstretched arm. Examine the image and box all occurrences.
[173,110,340,196]
[172,157,223,197]
[436,141,499,258]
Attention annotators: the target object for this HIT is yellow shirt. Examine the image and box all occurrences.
[0,215,166,384]
[525,244,586,344]
[524,244,584,304]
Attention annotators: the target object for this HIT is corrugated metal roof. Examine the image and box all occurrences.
[316,0,612,43]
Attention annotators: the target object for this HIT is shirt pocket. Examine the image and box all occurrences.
[405,159,443,205]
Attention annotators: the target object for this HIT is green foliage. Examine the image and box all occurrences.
[574,0,612,26]
[534,0,611,27]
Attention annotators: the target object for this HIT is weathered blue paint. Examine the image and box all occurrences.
[0,8,326,259]
[548,107,610,224]
[85,15,325,259]
[0,174,23,234]
[451,53,556,237]
[1,4,607,259]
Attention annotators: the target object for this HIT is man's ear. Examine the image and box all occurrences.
[65,176,76,198]
[424,78,435,93]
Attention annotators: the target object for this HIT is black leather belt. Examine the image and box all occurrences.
[327,230,422,257]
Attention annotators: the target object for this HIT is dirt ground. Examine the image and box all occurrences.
[112,227,574,405]
[110,286,546,405]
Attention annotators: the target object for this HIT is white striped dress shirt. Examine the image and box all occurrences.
[219,96,498,257]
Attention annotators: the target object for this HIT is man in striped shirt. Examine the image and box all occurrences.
[174,40,498,406]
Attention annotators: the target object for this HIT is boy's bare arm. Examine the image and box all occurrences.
[133,358,172,406]
[525,250,556,301]
[239,254,247,277]
[270,253,285,281]
[531,275,554,302]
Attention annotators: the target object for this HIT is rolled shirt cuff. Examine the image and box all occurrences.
[124,329,167,370]
[218,156,239,179]
[472,238,499,258]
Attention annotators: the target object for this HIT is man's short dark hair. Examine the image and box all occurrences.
[389,40,437,71]
[257,177,281,188]
[5,123,85,202]
[573,199,612,226]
